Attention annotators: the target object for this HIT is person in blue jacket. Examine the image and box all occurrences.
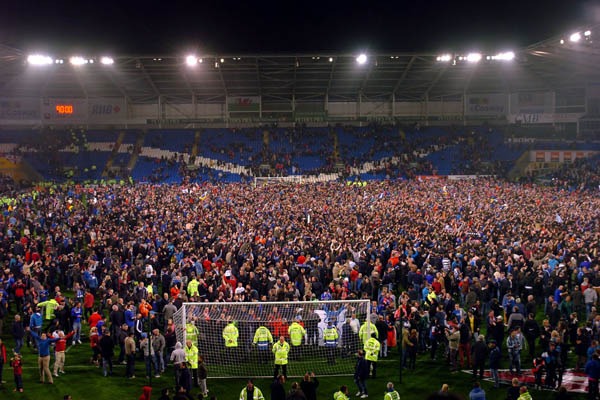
[585,353,600,400]
[26,326,59,384]
[488,340,501,389]
[354,350,369,398]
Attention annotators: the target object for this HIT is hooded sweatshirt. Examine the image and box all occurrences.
[170,342,186,366]
[139,386,152,400]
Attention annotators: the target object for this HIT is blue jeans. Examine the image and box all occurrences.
[491,368,499,387]
[14,338,23,354]
[354,377,367,395]
[154,352,164,372]
[73,322,82,342]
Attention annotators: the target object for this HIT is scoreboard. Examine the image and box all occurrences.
[39,98,125,123]
[43,98,87,122]
[55,104,74,115]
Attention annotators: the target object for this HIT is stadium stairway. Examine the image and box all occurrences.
[0,157,43,182]
[102,131,125,177]
[126,131,146,172]
[191,130,201,157]
[507,151,531,181]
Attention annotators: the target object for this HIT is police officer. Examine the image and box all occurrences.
[384,382,400,400]
[223,320,239,365]
[253,325,274,364]
[185,339,199,387]
[359,321,378,345]
[364,333,381,378]
[288,316,306,360]
[272,336,290,379]
[324,320,340,365]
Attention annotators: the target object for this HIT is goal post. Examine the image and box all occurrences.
[172,299,371,378]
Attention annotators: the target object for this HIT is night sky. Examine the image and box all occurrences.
[1,0,596,55]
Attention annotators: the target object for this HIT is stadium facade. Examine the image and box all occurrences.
[0,26,598,135]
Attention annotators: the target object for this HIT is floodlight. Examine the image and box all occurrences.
[186,55,198,66]
[54,59,64,64]
[570,32,581,42]
[328,57,333,62]
[27,54,53,65]
[220,58,225,63]
[494,51,515,61]
[584,30,592,37]
[560,39,565,44]
[466,53,482,63]
[356,53,367,65]
[436,54,452,62]
[100,56,114,65]
[198,58,203,63]
[70,56,88,66]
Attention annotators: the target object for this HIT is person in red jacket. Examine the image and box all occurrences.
[88,309,102,328]
[53,330,75,376]
[11,352,23,392]
[89,327,100,366]
[0,338,7,383]
[139,385,152,400]
[83,290,95,319]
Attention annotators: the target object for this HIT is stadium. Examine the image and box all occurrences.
[0,18,599,400]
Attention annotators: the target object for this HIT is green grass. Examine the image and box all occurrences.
[0,342,588,400]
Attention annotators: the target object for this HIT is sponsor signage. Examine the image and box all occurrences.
[0,98,40,120]
[465,94,507,116]
[509,113,582,124]
[227,96,261,113]
[88,98,126,121]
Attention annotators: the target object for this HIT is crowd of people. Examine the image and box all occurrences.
[0,173,597,398]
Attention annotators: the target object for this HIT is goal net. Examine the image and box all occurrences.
[173,299,371,378]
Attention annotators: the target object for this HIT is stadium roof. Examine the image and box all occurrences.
[1,27,599,104]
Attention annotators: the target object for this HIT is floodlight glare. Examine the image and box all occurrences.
[186,55,198,66]
[100,56,114,65]
[570,32,581,42]
[584,30,592,37]
[70,56,88,66]
[466,53,482,63]
[27,54,53,65]
[494,51,515,61]
[356,54,367,65]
